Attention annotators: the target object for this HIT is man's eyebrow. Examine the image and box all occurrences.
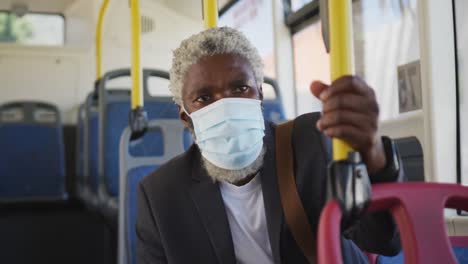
[229,78,254,86]
[187,85,213,97]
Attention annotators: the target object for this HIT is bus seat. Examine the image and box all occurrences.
[75,103,86,198]
[78,92,100,206]
[318,183,468,264]
[118,119,189,264]
[98,69,179,207]
[0,101,67,201]
[103,97,181,199]
[394,136,425,181]
[450,237,468,263]
[377,236,468,263]
[263,77,286,123]
[99,88,132,200]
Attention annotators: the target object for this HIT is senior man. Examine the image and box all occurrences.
[136,27,402,264]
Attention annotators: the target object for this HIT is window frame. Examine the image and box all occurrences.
[283,0,319,34]
[451,0,463,187]
[0,10,66,46]
[219,0,240,17]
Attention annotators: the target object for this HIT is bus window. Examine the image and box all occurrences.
[0,11,64,46]
[353,0,421,121]
[454,0,468,186]
[219,0,276,78]
[292,19,330,116]
[290,0,314,13]
[288,0,421,120]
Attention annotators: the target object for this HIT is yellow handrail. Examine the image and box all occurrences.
[96,0,110,80]
[329,0,355,161]
[130,0,143,109]
[203,0,218,28]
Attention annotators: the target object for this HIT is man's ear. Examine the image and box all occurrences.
[178,105,192,129]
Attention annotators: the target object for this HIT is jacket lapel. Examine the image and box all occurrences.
[189,149,236,264]
[261,122,283,264]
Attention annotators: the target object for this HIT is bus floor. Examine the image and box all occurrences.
[0,201,117,264]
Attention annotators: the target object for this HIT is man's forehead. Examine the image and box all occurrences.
[183,54,256,86]
[194,53,252,69]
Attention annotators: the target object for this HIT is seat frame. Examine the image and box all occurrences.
[318,183,468,264]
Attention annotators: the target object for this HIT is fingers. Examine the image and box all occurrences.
[321,93,379,114]
[320,76,374,101]
[322,124,379,153]
[317,110,377,132]
[310,81,329,99]
[310,75,381,155]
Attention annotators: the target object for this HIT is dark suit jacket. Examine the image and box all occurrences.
[136,113,403,263]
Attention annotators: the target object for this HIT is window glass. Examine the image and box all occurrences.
[291,0,420,119]
[219,0,233,9]
[292,19,330,115]
[455,0,468,186]
[219,0,276,78]
[353,0,420,120]
[290,0,314,12]
[0,11,64,46]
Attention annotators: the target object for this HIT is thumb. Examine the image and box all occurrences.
[310,81,329,100]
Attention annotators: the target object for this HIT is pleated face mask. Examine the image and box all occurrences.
[184,98,265,170]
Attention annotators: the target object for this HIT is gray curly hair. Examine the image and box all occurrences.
[169,27,264,106]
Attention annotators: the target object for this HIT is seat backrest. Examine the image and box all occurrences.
[98,69,179,200]
[450,236,468,263]
[263,77,286,123]
[75,103,86,196]
[118,119,190,264]
[82,91,100,200]
[0,101,66,201]
[376,236,468,263]
[394,136,425,181]
[318,183,468,264]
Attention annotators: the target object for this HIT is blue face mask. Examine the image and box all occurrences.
[184,98,265,170]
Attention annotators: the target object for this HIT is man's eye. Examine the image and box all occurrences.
[196,95,211,103]
[234,86,250,93]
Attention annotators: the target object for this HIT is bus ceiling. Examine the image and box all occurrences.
[0,0,76,14]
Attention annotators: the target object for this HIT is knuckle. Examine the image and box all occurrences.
[373,101,380,114]
[334,113,342,124]
[337,97,345,109]
[350,76,361,89]
[369,88,376,98]
[365,136,374,147]
[334,127,345,137]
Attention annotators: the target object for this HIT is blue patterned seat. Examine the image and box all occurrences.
[118,119,190,264]
[0,101,66,201]
[377,244,468,263]
[75,104,86,197]
[263,77,286,123]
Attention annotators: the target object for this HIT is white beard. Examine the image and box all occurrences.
[201,146,266,184]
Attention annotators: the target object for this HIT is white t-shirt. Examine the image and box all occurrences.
[219,174,274,264]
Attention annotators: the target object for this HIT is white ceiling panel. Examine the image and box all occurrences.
[0,0,76,13]
[146,0,202,20]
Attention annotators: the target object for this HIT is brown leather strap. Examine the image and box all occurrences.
[275,121,316,263]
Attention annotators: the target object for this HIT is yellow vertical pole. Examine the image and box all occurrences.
[130,0,143,109]
[329,0,355,161]
[96,0,110,80]
[203,0,218,28]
